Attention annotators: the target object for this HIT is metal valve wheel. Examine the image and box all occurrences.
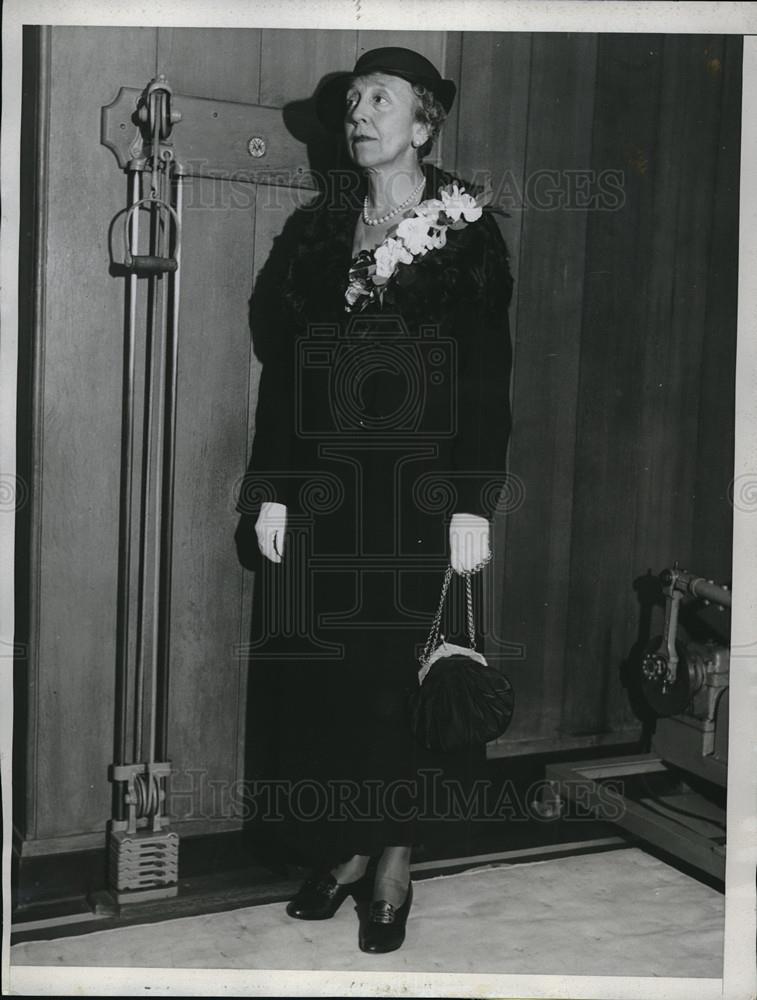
[640,635,703,717]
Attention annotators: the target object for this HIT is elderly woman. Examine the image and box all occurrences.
[238,46,513,953]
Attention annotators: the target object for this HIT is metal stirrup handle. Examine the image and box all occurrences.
[123,197,182,272]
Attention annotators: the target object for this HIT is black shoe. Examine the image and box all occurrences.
[359,881,413,953]
[285,869,371,920]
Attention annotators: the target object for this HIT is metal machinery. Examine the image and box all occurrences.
[103,76,184,903]
[544,563,731,881]
[99,73,318,907]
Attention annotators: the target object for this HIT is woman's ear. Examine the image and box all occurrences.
[412,121,430,150]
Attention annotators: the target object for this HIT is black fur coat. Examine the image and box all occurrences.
[237,161,514,862]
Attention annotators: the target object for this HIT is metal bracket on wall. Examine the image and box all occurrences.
[101,85,319,188]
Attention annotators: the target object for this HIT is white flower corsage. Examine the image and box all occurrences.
[345,180,493,312]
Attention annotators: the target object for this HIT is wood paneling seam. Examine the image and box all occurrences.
[511,33,534,382]
[28,24,52,843]
[559,34,600,722]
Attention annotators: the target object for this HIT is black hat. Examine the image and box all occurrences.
[315,46,457,133]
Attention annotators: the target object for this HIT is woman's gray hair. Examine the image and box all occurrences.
[411,83,448,159]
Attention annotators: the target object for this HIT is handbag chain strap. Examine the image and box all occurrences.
[419,565,478,667]
[464,572,475,647]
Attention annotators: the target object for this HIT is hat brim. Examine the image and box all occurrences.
[315,70,456,133]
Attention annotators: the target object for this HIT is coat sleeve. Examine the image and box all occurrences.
[235,228,299,518]
[447,211,514,520]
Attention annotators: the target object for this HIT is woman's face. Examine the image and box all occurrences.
[344,72,429,171]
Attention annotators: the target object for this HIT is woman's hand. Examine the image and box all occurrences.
[255,501,287,563]
[450,512,491,574]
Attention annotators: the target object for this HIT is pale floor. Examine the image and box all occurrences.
[11,847,724,977]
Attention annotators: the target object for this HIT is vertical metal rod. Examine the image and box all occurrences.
[133,173,163,763]
[136,93,166,764]
[114,167,141,813]
[148,153,170,766]
[156,170,182,763]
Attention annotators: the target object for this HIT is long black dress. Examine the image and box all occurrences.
[237,161,513,867]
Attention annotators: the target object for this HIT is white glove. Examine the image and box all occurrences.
[255,501,287,563]
[450,512,491,574]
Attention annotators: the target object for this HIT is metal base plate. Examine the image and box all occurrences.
[90,884,178,916]
[544,752,726,881]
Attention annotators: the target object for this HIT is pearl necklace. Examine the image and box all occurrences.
[362,175,426,226]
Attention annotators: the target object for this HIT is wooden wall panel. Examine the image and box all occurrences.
[455,32,531,320]
[631,35,723,580]
[692,34,741,586]
[157,27,262,104]
[561,35,666,740]
[32,26,156,841]
[165,177,256,822]
[438,31,462,173]
[563,35,733,737]
[259,29,356,107]
[489,33,598,752]
[14,24,45,848]
[355,29,445,69]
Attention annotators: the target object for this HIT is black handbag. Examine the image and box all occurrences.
[410,564,515,753]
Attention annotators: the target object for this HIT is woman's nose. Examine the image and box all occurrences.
[347,95,369,124]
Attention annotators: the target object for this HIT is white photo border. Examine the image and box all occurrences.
[2,2,756,998]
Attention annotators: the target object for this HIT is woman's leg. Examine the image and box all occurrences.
[330,853,371,884]
[372,845,411,907]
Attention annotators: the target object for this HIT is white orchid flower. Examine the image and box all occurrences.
[374,237,413,279]
[413,197,445,221]
[440,183,483,223]
[425,225,447,250]
[396,216,434,256]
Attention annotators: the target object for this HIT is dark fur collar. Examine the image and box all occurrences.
[278,161,507,328]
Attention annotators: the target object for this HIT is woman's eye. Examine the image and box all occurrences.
[344,91,387,109]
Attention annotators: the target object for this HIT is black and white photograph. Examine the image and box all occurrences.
[2,2,756,997]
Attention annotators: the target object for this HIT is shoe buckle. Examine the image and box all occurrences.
[369,901,395,924]
[315,876,339,898]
